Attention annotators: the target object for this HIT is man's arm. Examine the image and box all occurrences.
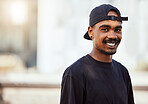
[127,76,135,104]
[60,75,85,104]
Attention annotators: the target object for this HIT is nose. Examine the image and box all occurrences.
[107,31,118,39]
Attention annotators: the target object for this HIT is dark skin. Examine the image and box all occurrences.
[88,11,122,62]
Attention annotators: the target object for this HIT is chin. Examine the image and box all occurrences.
[105,52,116,55]
[100,50,116,55]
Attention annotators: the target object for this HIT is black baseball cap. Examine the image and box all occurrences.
[84,4,128,40]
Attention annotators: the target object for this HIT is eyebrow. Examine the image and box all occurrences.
[116,26,122,28]
[99,25,111,28]
[99,25,122,29]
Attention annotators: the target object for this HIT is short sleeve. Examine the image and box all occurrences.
[127,73,135,104]
[121,66,135,104]
[116,61,135,104]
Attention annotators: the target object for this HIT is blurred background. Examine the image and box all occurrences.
[0,0,148,104]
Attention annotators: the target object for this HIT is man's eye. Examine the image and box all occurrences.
[115,28,122,32]
[101,28,109,32]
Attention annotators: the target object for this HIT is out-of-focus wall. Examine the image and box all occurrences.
[0,0,37,70]
[0,0,148,74]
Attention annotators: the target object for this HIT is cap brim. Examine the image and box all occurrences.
[84,31,92,40]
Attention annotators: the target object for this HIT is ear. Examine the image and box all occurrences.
[88,26,94,40]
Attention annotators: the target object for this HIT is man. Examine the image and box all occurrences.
[60,4,135,104]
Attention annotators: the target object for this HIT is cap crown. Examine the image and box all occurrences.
[89,4,121,27]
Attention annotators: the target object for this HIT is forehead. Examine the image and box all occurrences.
[108,11,118,17]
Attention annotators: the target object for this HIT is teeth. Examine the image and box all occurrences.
[106,43,115,46]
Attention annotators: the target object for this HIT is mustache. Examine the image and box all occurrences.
[103,38,121,44]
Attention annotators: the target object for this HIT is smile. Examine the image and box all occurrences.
[103,39,120,47]
[106,42,116,47]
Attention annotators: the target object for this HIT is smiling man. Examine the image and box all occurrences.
[60,4,135,104]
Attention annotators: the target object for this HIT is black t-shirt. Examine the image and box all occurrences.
[60,54,135,104]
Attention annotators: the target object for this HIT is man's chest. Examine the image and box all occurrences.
[84,69,128,104]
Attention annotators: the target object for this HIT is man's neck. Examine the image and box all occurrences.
[89,50,112,63]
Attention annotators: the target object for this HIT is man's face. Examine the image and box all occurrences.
[88,11,122,55]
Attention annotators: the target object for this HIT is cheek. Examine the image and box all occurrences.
[93,34,105,45]
[93,37,104,48]
[119,35,122,40]
[117,33,122,40]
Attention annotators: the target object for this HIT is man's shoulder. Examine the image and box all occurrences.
[70,55,88,69]
[112,59,129,75]
[112,59,127,69]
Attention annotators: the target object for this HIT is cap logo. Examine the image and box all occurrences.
[108,16,128,21]
[110,16,116,20]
